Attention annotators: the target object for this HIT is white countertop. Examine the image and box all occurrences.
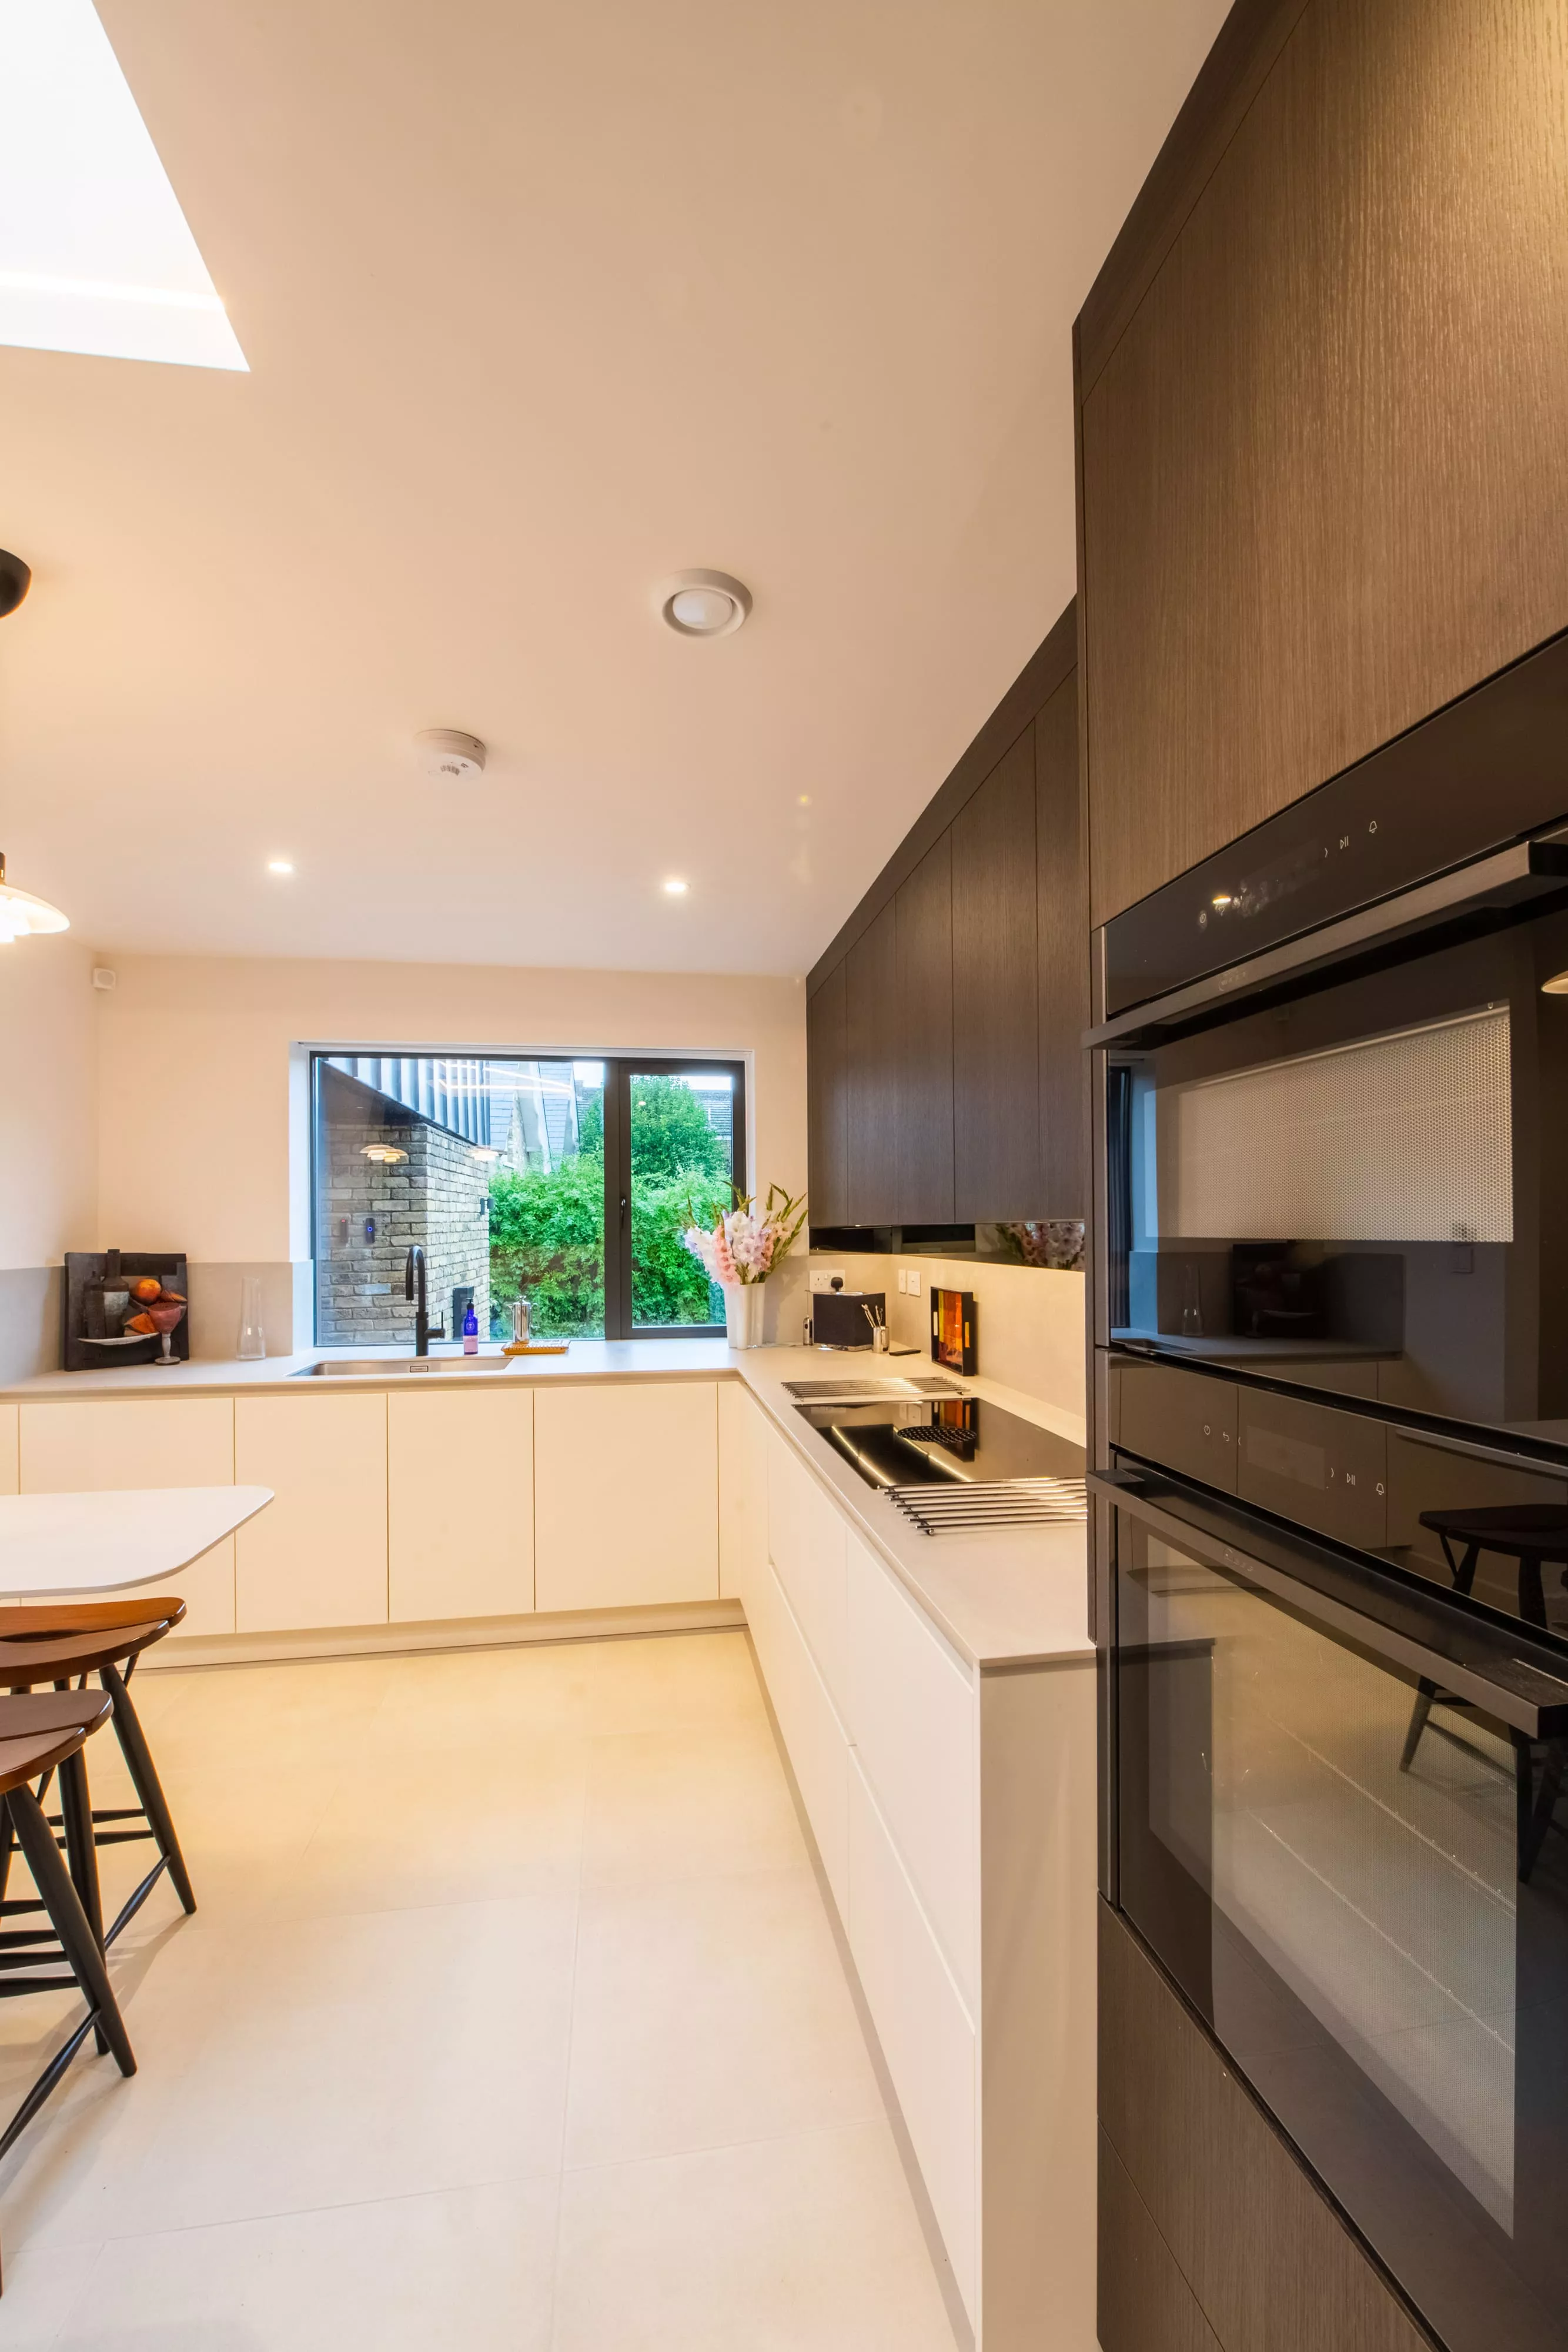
[0,1338,1091,1672]
[0,1485,273,1597]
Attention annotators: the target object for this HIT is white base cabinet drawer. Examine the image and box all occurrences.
[388,1387,533,1621]
[748,1559,849,1916]
[534,1382,718,1611]
[845,1528,978,2005]
[765,1431,848,1710]
[235,1392,389,1632]
[18,1397,238,1638]
[718,1380,768,1603]
[847,1755,977,2323]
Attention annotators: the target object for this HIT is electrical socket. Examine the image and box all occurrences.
[808,1267,846,1294]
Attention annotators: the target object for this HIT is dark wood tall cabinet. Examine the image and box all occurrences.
[805,604,1085,1231]
[894,836,955,1224]
[1078,0,1568,927]
[805,959,847,1227]
[952,729,1040,1222]
[844,901,899,1227]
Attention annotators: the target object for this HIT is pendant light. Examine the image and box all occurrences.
[0,853,69,943]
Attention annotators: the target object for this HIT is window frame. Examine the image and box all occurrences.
[309,1050,746,1347]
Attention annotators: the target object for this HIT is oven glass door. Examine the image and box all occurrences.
[1115,1502,1568,2352]
[1105,903,1568,1446]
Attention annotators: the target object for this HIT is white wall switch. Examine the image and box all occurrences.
[808,1268,847,1294]
[907,1269,921,1297]
[896,1268,907,1294]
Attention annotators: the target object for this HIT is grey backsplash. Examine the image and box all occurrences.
[185,1262,313,1358]
[0,1265,65,1384]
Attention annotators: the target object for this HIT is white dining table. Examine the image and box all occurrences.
[0,1486,274,1599]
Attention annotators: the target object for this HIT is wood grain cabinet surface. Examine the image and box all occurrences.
[805,603,1085,1229]
[1079,0,1568,926]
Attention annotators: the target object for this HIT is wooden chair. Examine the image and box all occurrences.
[0,1691,137,2293]
[0,1599,194,1956]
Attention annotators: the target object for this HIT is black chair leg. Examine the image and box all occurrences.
[1400,1679,1436,1772]
[102,1662,195,1914]
[0,1793,14,1906]
[5,1785,135,2079]
[55,1748,109,2054]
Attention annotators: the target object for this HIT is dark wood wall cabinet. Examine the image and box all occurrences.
[805,600,1086,1228]
[1076,0,1568,928]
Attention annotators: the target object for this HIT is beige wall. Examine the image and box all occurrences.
[96,955,807,1265]
[0,933,98,1271]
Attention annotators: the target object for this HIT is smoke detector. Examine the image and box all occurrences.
[656,570,751,638]
[415,728,486,782]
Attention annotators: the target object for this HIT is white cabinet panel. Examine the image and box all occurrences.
[765,1432,848,1713]
[846,1529,979,2004]
[234,1392,387,1632]
[0,1401,17,1495]
[388,1387,534,1622]
[534,1381,717,1612]
[19,1397,238,1637]
[749,1560,849,1915]
[718,1381,768,1603]
[848,1757,977,2321]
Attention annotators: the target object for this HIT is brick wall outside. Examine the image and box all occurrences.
[317,1111,491,1347]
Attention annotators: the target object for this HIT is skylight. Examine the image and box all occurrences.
[0,0,246,371]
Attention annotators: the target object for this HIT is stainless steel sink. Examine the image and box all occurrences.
[292,1356,517,1377]
[781,1377,965,1400]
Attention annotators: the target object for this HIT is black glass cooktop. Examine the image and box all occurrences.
[796,1395,1084,1491]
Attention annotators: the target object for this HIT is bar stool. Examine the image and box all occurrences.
[0,1690,137,2291]
[0,1599,194,1958]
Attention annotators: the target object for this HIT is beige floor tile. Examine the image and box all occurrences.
[581,1719,805,1889]
[15,1895,576,2246]
[553,2122,957,2352]
[0,2236,102,2349]
[564,1867,881,2169]
[52,2176,560,2352]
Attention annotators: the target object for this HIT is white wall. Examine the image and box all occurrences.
[0,932,98,1269]
[96,953,807,1264]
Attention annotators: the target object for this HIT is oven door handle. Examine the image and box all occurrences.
[1089,1469,1568,1739]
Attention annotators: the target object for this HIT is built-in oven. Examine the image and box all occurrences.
[1088,632,1568,2350]
[1096,1466,1568,2352]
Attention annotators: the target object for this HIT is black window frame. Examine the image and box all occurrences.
[309,1050,746,1346]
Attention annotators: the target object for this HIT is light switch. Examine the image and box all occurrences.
[907,1269,921,1297]
[896,1268,907,1294]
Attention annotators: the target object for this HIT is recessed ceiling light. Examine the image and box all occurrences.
[663,877,689,896]
[797,794,811,807]
[266,858,294,875]
[656,570,751,639]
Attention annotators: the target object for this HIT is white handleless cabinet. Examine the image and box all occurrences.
[0,1402,19,1495]
[845,1528,979,2006]
[765,1430,848,1712]
[747,1558,850,1913]
[234,1391,388,1632]
[717,1379,768,1603]
[18,1396,238,1636]
[534,1380,718,1612]
[848,1757,978,2320]
[388,1386,534,1621]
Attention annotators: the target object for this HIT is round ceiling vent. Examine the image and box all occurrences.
[414,728,486,782]
[656,570,751,639]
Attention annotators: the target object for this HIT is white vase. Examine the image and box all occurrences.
[723,1283,765,1349]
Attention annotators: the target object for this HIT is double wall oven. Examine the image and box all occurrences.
[1090,635,1568,2352]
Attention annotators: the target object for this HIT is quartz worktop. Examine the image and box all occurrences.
[0,1338,1091,1673]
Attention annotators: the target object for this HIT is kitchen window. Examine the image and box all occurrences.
[310,1053,745,1345]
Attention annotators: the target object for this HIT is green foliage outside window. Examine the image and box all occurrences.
[487,1075,733,1337]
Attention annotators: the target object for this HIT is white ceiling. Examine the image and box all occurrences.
[0,0,1228,975]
